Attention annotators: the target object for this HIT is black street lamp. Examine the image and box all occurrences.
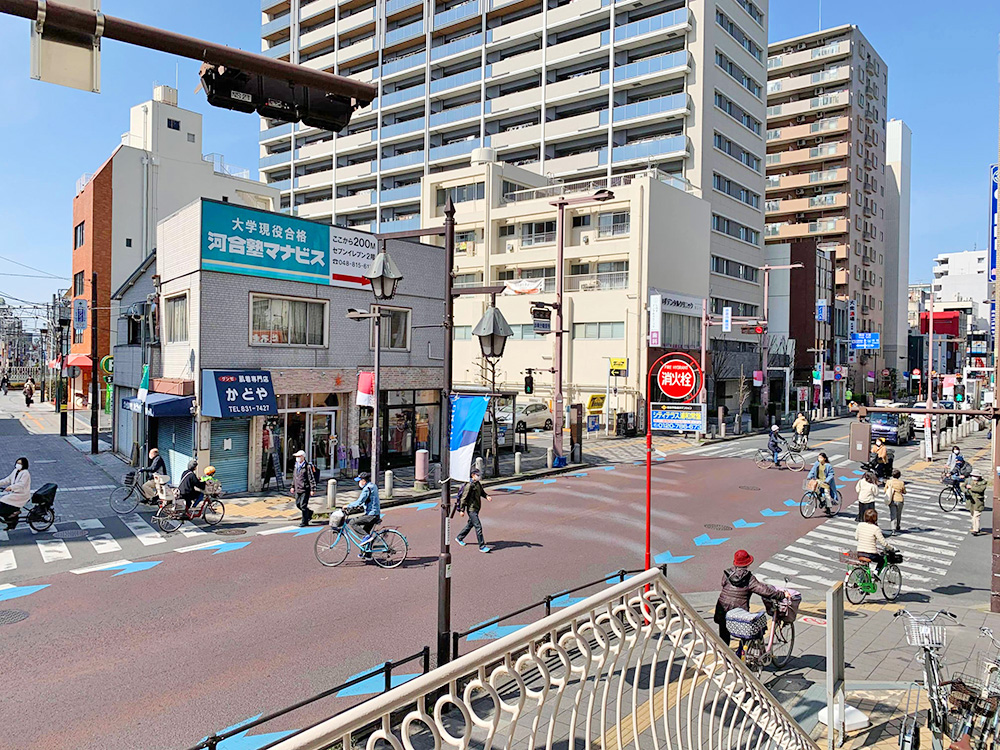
[472,305,512,360]
[363,247,403,301]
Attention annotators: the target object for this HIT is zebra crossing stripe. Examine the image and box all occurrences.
[77,519,105,530]
[121,513,166,546]
[37,538,72,563]
[179,525,208,538]
[0,548,14,572]
[759,562,800,577]
[88,534,123,555]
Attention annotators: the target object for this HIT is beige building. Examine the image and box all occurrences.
[765,25,889,390]
[418,154,712,415]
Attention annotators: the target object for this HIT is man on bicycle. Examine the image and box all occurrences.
[139,448,168,501]
[767,425,785,466]
[177,459,206,518]
[792,412,810,449]
[346,472,381,557]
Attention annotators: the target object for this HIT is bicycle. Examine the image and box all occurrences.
[800,478,843,518]
[842,546,903,604]
[314,512,408,569]
[726,588,800,677]
[789,432,808,453]
[939,472,966,513]
[754,447,805,472]
[895,609,957,748]
[153,479,225,533]
[109,470,160,515]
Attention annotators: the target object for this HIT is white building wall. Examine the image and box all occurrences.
[885,119,911,384]
[932,250,989,327]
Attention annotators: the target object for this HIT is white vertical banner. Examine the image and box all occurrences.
[648,292,662,346]
[722,306,732,333]
[449,395,490,482]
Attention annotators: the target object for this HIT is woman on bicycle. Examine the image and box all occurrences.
[792,412,810,449]
[767,425,785,466]
[855,508,888,578]
[806,452,838,512]
[714,549,786,644]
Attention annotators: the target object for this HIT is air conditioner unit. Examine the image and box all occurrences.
[796,115,807,124]
[795,212,806,219]
[795,188,806,196]
[815,87,825,95]
[797,139,808,146]
[796,43,807,51]
[785,47,795,54]
[505,241,516,253]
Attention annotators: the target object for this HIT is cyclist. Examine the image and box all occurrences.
[346,472,381,558]
[139,448,168,501]
[767,425,785,467]
[177,459,206,518]
[806,452,838,512]
[714,549,786,644]
[0,457,30,530]
[855,508,888,579]
[792,412,810,449]
[871,438,891,480]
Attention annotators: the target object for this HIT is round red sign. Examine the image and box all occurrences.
[912,368,921,377]
[658,360,699,401]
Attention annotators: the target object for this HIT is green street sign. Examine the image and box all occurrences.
[103,375,113,384]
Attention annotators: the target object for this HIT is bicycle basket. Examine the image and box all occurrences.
[803,478,818,492]
[777,590,802,623]
[886,548,904,564]
[329,509,345,529]
[124,471,137,488]
[725,608,768,640]
[903,621,947,649]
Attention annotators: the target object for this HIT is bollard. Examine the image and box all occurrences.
[474,456,485,476]
[514,451,522,475]
[326,478,337,511]
[932,429,939,453]
[414,449,429,491]
[571,444,581,464]
[385,469,394,499]
[546,447,554,469]
[720,420,726,439]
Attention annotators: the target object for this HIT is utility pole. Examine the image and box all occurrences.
[552,200,566,460]
[437,199,455,667]
[90,271,98,454]
[58,323,66,437]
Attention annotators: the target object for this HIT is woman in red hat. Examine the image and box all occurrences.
[713,549,785,644]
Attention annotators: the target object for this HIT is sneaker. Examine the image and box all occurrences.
[358,552,372,560]
[480,546,492,553]
[455,537,467,547]
[360,533,374,545]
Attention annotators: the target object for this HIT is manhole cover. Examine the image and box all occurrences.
[738,485,761,491]
[705,523,734,531]
[215,528,247,536]
[53,529,89,540]
[0,609,28,625]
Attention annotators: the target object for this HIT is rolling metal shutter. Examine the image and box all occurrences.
[209,419,250,493]
[158,416,195,486]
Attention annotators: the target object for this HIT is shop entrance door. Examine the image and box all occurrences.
[310,411,339,477]
[286,412,308,475]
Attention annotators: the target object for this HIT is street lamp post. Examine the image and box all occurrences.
[758,263,803,422]
[472,301,513,478]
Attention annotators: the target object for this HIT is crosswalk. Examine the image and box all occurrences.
[757,481,970,595]
[678,441,846,465]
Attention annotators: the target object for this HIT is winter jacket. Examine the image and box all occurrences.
[855,521,887,554]
[716,566,780,614]
[966,477,988,513]
[856,478,880,505]
[767,433,783,453]
[177,470,205,500]
[0,467,31,508]
[291,460,316,494]
[884,477,905,505]
[459,479,487,513]
[792,416,809,435]
[808,461,838,499]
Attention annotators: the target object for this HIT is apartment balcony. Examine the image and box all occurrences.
[488,48,542,78]
[302,49,337,71]
[818,243,850,260]
[765,116,849,146]
[260,150,292,169]
[337,36,375,64]
[608,50,690,85]
[488,13,545,44]
[766,91,850,120]
[610,8,690,46]
[260,122,293,143]
[766,39,851,73]
[383,51,426,77]
[336,160,376,181]
[766,65,850,98]
[430,32,483,62]
[296,198,335,219]
[547,0,603,27]
[765,167,850,192]
[429,137,480,162]
[429,67,481,95]
[382,150,426,170]
[546,71,603,102]
[300,0,337,21]
[379,216,422,232]
[262,0,289,12]
[764,191,848,216]
[336,129,375,152]
[380,184,422,203]
[547,31,605,64]
[264,39,291,59]
[603,92,689,126]
[261,13,292,39]
[381,117,425,140]
[609,134,688,165]
[490,123,541,149]
[296,139,334,162]
[335,190,374,211]
[296,169,335,190]
[543,150,602,175]
[767,141,849,168]
[268,178,292,192]
[300,21,336,50]
[764,217,848,239]
[386,0,422,16]
[433,0,480,31]
[385,19,424,47]
[429,102,482,128]
[383,83,426,108]
[546,111,602,141]
[565,271,629,292]
[338,6,377,35]
[863,179,875,194]
[486,87,541,115]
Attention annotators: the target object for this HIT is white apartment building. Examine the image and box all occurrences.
[883,119,911,388]
[765,25,890,392]
[259,0,769,345]
[931,249,990,329]
[419,156,712,413]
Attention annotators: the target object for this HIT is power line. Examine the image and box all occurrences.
[0,272,71,279]
[0,254,66,280]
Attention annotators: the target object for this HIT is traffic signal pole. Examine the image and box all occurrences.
[0,0,376,101]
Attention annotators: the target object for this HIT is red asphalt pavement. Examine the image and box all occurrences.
[6,454,831,749]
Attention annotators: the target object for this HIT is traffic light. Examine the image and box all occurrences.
[754,325,766,335]
[955,384,965,402]
[199,64,359,133]
[524,374,534,394]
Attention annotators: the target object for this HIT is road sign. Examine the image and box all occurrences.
[833,365,844,381]
[100,355,114,374]
[65,366,82,379]
[850,332,880,350]
[73,299,88,332]
[722,306,732,333]
[609,358,628,377]
[881,368,890,377]
[531,306,551,334]
[658,360,699,401]
[796,386,809,402]
[912,368,921,377]
[103,375,113,384]
[30,0,102,93]
[650,404,706,432]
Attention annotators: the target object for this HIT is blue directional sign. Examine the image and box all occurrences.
[651,405,706,432]
[850,332,880,351]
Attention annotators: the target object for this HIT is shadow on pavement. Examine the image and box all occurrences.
[486,540,544,552]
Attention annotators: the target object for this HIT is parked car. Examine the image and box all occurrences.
[869,409,914,445]
[498,402,554,431]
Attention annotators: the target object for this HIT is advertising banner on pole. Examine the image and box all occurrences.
[449,395,490,482]
[847,301,857,364]
[650,404,706,432]
[648,292,662,346]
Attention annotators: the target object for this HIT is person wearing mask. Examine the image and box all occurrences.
[140,448,168,501]
[291,449,316,527]
[855,508,888,579]
[767,425,785,467]
[714,549,786,644]
[871,438,891,480]
[346,472,381,557]
[177,459,206,518]
[22,379,33,408]
[0,457,30,529]
[806,452,838,513]
[855,471,880,523]
[884,469,906,533]
[964,469,988,536]
[1,373,9,396]
[456,468,492,553]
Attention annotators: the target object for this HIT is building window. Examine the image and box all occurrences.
[711,255,759,282]
[454,326,472,340]
[125,238,132,248]
[510,324,543,340]
[73,329,84,344]
[661,313,702,349]
[372,306,411,351]
[455,230,476,245]
[711,298,758,317]
[73,221,85,249]
[597,211,630,238]
[713,132,761,172]
[572,321,625,340]
[165,294,188,343]
[73,271,85,296]
[501,180,527,197]
[714,91,761,135]
[127,317,143,346]
[572,215,591,228]
[436,182,485,205]
[711,214,760,246]
[167,118,180,131]
[251,294,327,347]
[521,221,556,246]
[734,0,764,26]
[715,50,762,98]
[712,173,760,209]
[498,225,515,238]
[187,133,196,143]
[715,11,763,61]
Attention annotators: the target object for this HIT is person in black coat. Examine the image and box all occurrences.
[177,459,206,517]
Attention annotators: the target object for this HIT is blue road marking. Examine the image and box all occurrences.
[105,561,162,576]
[694,533,728,546]
[336,670,420,697]
[654,550,694,564]
[784,499,800,507]
[605,572,636,584]
[840,477,859,483]
[0,584,49,602]
[732,519,763,529]
[569,473,589,478]
[467,623,525,641]
[853,469,865,475]
[601,466,616,471]
[550,593,587,607]
[205,714,295,749]
[535,479,557,484]
[495,485,522,492]
[405,502,437,510]
[760,508,788,517]
[272,527,324,537]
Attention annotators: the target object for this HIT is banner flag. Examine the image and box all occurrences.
[137,364,149,402]
[356,371,375,407]
[449,395,490,482]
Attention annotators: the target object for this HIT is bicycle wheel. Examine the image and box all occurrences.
[314,527,349,567]
[155,506,183,534]
[785,452,805,472]
[799,492,818,519]
[744,639,765,678]
[845,568,868,604]
[109,486,139,515]
[771,621,795,669]
[939,486,959,512]
[203,499,225,526]
[881,564,902,601]
[371,529,408,569]
[28,507,55,532]
[754,450,771,469]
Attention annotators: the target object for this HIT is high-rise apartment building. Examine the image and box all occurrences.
[260,0,769,346]
[884,119,911,390]
[765,25,889,391]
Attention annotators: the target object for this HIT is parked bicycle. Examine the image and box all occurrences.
[314,509,408,569]
[800,478,842,518]
[754,447,805,472]
[895,609,957,748]
[153,478,225,533]
[843,546,903,604]
[109,470,160,515]
[724,587,800,677]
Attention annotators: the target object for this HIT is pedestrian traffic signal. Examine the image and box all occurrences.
[955,384,965,402]
[524,374,534,394]
[739,325,768,335]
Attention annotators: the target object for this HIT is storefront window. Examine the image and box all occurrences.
[386,408,414,460]
[262,417,283,488]
[285,412,307,474]
[287,393,310,409]
[414,404,440,455]
[415,389,439,404]
[388,390,413,406]
[313,393,339,409]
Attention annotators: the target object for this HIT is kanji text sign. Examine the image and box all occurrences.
[201,369,278,417]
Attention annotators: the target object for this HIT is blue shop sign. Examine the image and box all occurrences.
[202,369,278,418]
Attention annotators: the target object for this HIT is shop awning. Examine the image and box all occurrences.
[65,354,93,368]
[121,393,195,417]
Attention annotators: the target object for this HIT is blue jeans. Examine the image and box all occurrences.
[772,450,781,465]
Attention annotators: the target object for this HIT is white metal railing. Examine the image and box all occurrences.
[202,153,251,180]
[269,569,819,750]
[502,168,690,203]
[565,271,629,291]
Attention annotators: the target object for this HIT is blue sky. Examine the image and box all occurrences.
[0,1,998,319]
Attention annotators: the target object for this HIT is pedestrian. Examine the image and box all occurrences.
[884,468,906,533]
[713,549,785,644]
[456,468,492,553]
[22,379,33,408]
[291,449,316,527]
[1,373,9,396]
[855,470,880,523]
[964,469,988,536]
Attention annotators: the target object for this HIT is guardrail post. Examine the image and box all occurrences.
[422,646,431,674]
[326,479,337,511]
[544,595,553,617]
[546,447,554,469]
[452,632,460,661]
[384,660,392,694]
